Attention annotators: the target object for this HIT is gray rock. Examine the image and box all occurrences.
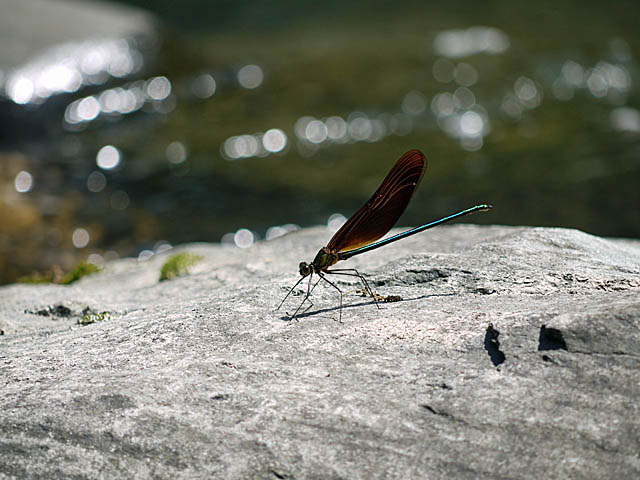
[1,225,639,479]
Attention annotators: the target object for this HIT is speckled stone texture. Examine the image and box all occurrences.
[1,225,639,479]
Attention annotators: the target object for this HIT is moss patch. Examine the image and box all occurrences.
[19,262,102,285]
[61,262,102,284]
[160,253,203,281]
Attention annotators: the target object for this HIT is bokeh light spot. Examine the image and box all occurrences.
[138,250,154,261]
[191,73,216,98]
[96,145,121,170]
[501,93,523,118]
[305,120,328,143]
[5,39,144,106]
[431,92,455,117]
[433,26,509,58]
[611,107,640,133]
[454,63,478,87]
[327,213,347,233]
[402,91,426,115]
[146,76,171,101]
[460,111,484,136]
[7,77,35,104]
[347,114,372,141]
[562,61,585,87]
[87,253,105,266]
[154,241,173,254]
[294,116,314,139]
[514,77,542,108]
[266,223,300,240]
[14,171,34,193]
[262,129,287,153]
[325,116,348,141]
[235,135,260,158]
[87,171,107,192]
[266,226,287,241]
[72,228,90,248]
[453,87,476,109]
[237,65,264,89]
[77,96,100,121]
[166,141,187,164]
[234,229,255,248]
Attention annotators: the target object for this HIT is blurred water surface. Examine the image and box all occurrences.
[1,0,639,284]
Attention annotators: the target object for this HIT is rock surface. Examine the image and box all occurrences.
[1,225,639,479]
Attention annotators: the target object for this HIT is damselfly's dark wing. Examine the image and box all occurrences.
[327,150,427,253]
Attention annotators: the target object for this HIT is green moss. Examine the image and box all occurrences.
[18,271,56,284]
[78,311,111,326]
[159,253,203,281]
[18,262,101,285]
[61,262,102,284]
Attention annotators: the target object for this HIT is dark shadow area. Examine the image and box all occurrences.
[279,292,455,321]
[538,325,568,351]
[484,323,506,367]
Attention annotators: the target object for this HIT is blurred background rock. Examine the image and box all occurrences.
[0,0,638,285]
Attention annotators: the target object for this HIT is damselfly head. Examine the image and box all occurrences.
[299,262,312,277]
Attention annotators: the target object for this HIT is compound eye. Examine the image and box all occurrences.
[299,262,311,276]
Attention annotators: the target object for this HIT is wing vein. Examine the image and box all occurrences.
[326,150,427,253]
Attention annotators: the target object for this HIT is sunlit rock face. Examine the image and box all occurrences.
[1,225,639,478]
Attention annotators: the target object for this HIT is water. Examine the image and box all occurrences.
[1,0,639,284]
